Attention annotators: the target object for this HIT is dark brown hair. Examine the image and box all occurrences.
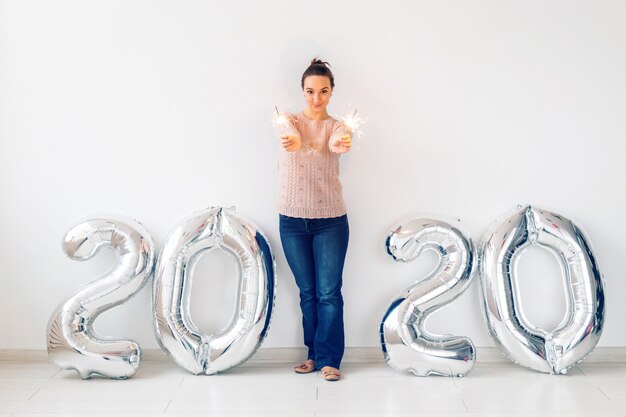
[301,58,335,89]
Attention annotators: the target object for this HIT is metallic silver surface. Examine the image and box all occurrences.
[381,216,476,377]
[47,216,155,379]
[479,205,605,374]
[153,207,276,375]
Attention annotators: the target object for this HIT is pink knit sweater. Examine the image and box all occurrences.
[278,112,349,219]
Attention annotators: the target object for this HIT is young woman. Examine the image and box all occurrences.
[277,58,352,381]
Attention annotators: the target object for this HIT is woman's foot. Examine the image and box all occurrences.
[321,366,341,381]
[294,359,316,374]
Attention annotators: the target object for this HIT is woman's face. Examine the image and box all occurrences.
[303,75,332,113]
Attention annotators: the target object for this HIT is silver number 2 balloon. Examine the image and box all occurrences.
[380,216,477,377]
[153,207,276,375]
[479,205,605,374]
[46,216,155,379]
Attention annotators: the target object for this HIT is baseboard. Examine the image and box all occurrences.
[3,347,626,364]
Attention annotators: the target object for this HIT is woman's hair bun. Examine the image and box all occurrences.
[302,57,335,88]
[310,58,331,67]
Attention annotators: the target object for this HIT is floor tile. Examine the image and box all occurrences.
[454,363,592,388]
[0,366,58,379]
[316,414,472,417]
[0,379,51,389]
[0,389,37,400]
[49,367,185,388]
[579,364,626,386]
[464,399,626,413]
[12,414,313,417]
[599,387,626,399]
[318,385,606,400]
[179,366,321,388]
[2,360,626,416]
[0,400,169,413]
[317,414,625,417]
[167,398,467,413]
[32,386,315,400]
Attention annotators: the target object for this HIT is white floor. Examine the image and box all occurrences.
[1,360,626,416]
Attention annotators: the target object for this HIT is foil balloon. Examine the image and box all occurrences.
[47,216,155,379]
[380,216,476,377]
[153,206,276,375]
[479,205,605,374]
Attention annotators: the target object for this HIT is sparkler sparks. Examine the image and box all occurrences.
[272,106,289,134]
[339,108,365,138]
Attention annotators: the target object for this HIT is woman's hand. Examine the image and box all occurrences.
[330,134,352,153]
[281,134,301,152]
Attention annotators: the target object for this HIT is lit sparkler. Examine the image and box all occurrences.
[339,108,365,138]
[272,106,289,134]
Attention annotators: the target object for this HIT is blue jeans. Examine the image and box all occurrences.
[279,214,349,369]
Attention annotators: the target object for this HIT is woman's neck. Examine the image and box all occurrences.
[303,108,329,121]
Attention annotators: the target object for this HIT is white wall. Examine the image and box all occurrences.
[1,0,625,351]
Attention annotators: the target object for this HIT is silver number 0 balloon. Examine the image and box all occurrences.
[46,216,155,379]
[479,205,605,374]
[380,216,476,377]
[153,207,276,375]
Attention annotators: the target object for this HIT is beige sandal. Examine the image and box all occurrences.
[321,366,341,381]
[294,359,316,374]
